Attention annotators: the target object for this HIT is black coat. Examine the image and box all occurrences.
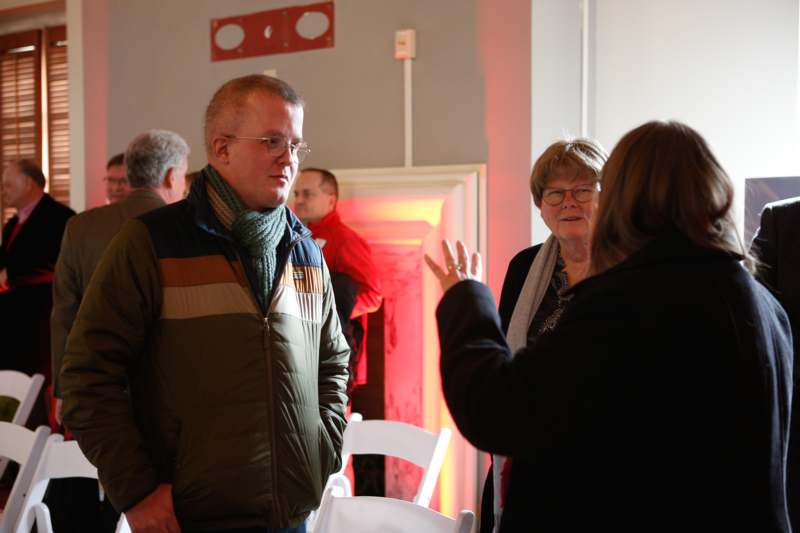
[0,194,74,382]
[753,197,800,349]
[753,196,800,528]
[0,193,74,287]
[480,243,542,533]
[437,230,793,532]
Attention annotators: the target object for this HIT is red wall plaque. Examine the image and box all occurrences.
[210,2,334,62]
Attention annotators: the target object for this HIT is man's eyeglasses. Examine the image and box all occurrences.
[225,135,311,163]
[541,182,601,206]
[103,177,129,187]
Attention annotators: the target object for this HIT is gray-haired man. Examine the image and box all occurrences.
[47,129,187,533]
[52,129,189,406]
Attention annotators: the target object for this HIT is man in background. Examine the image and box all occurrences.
[0,159,74,398]
[752,196,800,530]
[48,129,188,533]
[103,153,130,204]
[292,167,382,392]
[52,129,189,420]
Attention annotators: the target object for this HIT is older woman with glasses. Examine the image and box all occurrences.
[427,121,793,532]
[428,138,607,532]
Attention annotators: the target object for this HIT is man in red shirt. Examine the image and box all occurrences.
[292,168,382,391]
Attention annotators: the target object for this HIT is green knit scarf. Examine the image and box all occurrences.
[203,165,286,298]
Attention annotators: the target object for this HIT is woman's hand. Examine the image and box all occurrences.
[424,240,483,292]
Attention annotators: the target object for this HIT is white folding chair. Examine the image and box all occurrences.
[331,412,451,507]
[0,371,44,428]
[0,371,45,480]
[0,423,49,533]
[12,435,130,533]
[314,486,474,533]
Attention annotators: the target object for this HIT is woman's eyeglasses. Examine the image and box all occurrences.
[541,182,601,206]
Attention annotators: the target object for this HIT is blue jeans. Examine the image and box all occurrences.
[266,527,306,533]
[268,527,306,533]
[207,526,306,533]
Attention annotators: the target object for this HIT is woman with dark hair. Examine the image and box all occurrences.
[427,121,793,532]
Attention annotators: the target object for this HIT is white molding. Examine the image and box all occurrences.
[323,163,487,516]
[332,163,487,255]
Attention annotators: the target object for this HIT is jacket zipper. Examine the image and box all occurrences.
[260,236,303,526]
[262,315,281,523]
[230,242,282,523]
[199,189,311,524]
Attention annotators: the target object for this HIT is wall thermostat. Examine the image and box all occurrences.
[395,29,416,60]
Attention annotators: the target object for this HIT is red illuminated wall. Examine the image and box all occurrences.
[335,166,484,516]
[478,0,533,296]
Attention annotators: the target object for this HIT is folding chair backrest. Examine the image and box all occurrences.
[0,371,44,427]
[0,372,45,481]
[13,435,96,533]
[314,487,474,533]
[0,423,49,533]
[339,414,451,506]
[12,436,131,533]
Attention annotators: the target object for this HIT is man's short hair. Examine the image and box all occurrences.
[14,159,46,188]
[106,153,124,169]
[302,167,338,199]
[204,75,305,155]
[125,130,189,188]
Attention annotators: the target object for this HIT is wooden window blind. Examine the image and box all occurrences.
[0,25,68,232]
[45,25,69,206]
[0,29,42,224]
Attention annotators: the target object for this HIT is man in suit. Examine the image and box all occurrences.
[52,130,189,410]
[47,130,188,533]
[752,196,800,530]
[0,159,74,387]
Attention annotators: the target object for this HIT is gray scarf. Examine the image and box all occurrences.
[492,235,559,532]
[203,165,286,298]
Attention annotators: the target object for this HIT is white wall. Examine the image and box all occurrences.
[531,0,800,243]
[531,0,583,243]
[592,0,800,231]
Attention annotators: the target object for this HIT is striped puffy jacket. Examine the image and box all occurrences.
[61,174,350,530]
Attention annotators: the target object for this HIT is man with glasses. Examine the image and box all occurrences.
[103,153,130,204]
[60,75,350,533]
[291,168,382,394]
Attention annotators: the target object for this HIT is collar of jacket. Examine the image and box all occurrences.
[185,168,311,246]
[125,188,167,205]
[570,226,744,294]
[615,226,743,272]
[306,209,341,234]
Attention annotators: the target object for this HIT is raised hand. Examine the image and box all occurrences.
[424,239,483,292]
